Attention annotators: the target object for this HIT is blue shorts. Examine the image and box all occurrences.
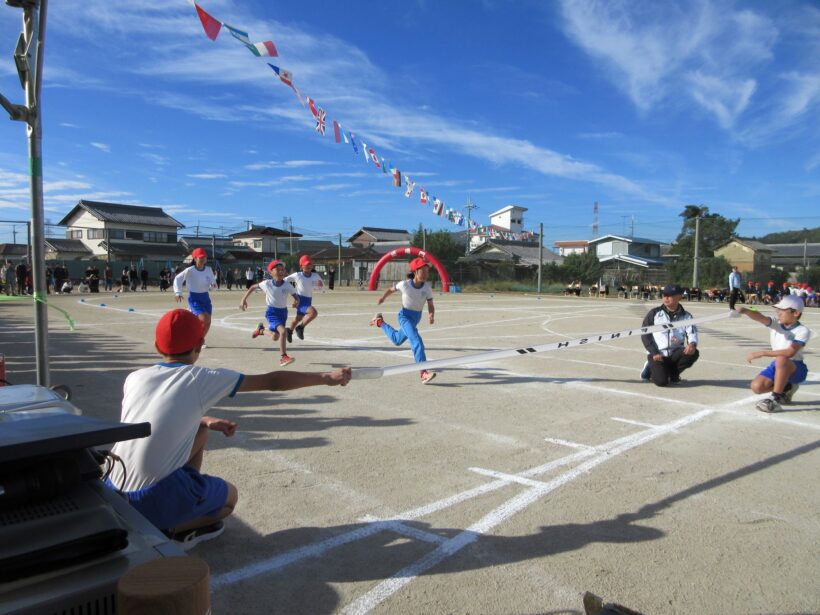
[759,359,808,385]
[106,465,227,531]
[265,306,288,330]
[295,295,313,316]
[188,291,212,316]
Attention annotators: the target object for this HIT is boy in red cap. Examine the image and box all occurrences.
[286,254,324,341]
[370,257,437,383]
[173,248,216,340]
[106,308,351,549]
[239,259,299,366]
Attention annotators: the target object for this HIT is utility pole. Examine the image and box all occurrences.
[283,216,293,254]
[337,233,342,286]
[464,196,477,255]
[537,222,543,294]
[692,215,701,289]
[1,0,49,385]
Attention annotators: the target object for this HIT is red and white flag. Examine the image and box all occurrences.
[333,120,341,143]
[307,97,319,118]
[247,41,278,57]
[404,177,415,198]
[420,188,428,204]
[368,148,381,168]
[392,168,401,187]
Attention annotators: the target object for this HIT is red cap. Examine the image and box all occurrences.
[409,257,429,272]
[299,255,313,267]
[155,309,204,355]
[191,247,207,259]
[267,259,283,272]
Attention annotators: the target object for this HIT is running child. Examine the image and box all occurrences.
[106,308,351,549]
[286,255,324,342]
[173,248,216,339]
[370,257,436,384]
[240,259,298,366]
[735,295,811,413]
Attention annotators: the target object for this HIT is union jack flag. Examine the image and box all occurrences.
[315,108,326,135]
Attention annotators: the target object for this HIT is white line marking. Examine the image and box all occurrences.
[341,409,714,615]
[542,437,596,450]
[468,467,549,488]
[359,516,447,545]
[611,417,661,429]
[565,380,703,407]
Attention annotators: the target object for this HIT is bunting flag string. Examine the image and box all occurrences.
[193,2,528,239]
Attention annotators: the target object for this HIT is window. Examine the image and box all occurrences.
[253,240,262,249]
[144,231,168,243]
[87,229,104,239]
[67,229,82,239]
[125,230,144,240]
[108,228,124,239]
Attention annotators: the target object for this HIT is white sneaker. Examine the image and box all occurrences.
[171,521,224,551]
[755,397,782,413]
[639,361,650,381]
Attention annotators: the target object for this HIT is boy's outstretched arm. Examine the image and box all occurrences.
[239,283,260,311]
[239,367,351,392]
[735,305,771,326]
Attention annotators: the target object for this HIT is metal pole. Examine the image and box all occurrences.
[692,215,700,290]
[9,0,49,385]
[537,222,543,294]
[337,233,342,276]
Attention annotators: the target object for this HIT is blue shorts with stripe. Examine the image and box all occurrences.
[759,359,808,385]
[105,465,228,531]
[295,295,313,315]
[188,291,212,316]
[265,306,288,330]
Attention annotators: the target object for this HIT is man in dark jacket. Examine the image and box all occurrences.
[639,284,699,386]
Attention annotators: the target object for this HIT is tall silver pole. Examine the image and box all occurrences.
[537,222,543,294]
[692,215,700,290]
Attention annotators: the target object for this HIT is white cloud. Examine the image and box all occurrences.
[187,173,228,179]
[90,142,110,153]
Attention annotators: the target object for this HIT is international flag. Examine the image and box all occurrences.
[333,120,341,143]
[404,177,415,198]
[349,132,358,153]
[268,63,293,87]
[315,108,326,135]
[381,158,387,173]
[246,41,278,57]
[433,198,442,215]
[307,97,319,118]
[362,142,370,163]
[420,187,428,204]
[368,148,381,168]
[195,3,222,41]
[223,23,250,45]
[392,168,401,187]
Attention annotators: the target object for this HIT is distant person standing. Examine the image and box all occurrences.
[245,266,254,289]
[174,248,217,340]
[103,265,113,291]
[328,265,336,290]
[140,267,149,291]
[728,265,742,309]
[16,260,27,295]
[3,261,15,295]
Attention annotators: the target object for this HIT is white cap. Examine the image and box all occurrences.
[773,295,804,311]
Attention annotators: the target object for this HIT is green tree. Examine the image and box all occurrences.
[560,252,602,284]
[671,205,740,258]
[410,227,463,278]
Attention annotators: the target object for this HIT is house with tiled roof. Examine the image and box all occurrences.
[713,238,774,278]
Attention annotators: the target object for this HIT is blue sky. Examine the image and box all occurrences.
[1,0,818,249]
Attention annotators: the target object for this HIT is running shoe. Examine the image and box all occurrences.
[420,370,436,384]
[286,327,293,343]
[639,361,650,381]
[295,325,305,340]
[170,521,224,551]
[280,354,295,366]
[782,383,799,403]
[370,313,383,327]
[755,396,782,413]
[252,323,264,339]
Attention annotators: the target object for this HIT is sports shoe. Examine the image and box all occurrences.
[295,324,305,340]
[669,374,681,384]
[370,313,384,327]
[755,396,782,413]
[252,323,264,339]
[280,354,295,366]
[286,327,293,343]
[170,521,224,551]
[420,370,436,384]
[782,383,799,404]
[639,361,650,381]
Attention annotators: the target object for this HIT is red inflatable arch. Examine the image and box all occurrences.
[368,246,451,293]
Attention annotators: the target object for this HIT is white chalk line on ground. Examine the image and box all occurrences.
[211,407,716,596]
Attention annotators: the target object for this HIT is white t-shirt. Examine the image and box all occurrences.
[173,265,215,295]
[109,363,243,491]
[286,271,323,297]
[394,279,433,311]
[767,319,811,362]
[258,279,297,308]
